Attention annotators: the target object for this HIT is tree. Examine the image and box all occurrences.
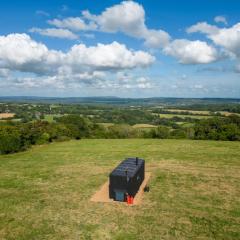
[0,126,22,154]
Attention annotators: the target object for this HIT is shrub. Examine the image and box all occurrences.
[0,126,22,154]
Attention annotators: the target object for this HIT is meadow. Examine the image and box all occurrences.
[0,139,239,239]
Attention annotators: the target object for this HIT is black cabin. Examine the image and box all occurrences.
[109,157,145,201]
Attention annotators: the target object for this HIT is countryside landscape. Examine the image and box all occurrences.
[0,97,240,239]
[1,0,240,239]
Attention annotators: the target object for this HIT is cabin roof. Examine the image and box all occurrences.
[110,158,144,178]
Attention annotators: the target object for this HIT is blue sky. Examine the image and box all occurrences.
[0,0,239,98]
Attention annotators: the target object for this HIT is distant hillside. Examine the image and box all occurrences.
[0,96,240,106]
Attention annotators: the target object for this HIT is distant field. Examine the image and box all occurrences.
[0,139,239,239]
[220,111,240,117]
[0,113,15,119]
[165,109,240,117]
[99,123,115,127]
[99,123,157,129]
[132,124,157,128]
[44,114,63,122]
[166,109,211,115]
[158,113,211,119]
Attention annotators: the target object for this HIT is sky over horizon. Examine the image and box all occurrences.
[0,0,240,98]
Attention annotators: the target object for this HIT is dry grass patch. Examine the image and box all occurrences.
[132,124,157,128]
[0,113,15,119]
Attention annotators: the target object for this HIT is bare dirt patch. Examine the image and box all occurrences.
[90,172,151,205]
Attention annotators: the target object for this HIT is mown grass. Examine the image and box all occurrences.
[0,139,239,239]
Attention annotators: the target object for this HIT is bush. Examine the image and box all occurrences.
[194,117,240,141]
[170,129,186,139]
[146,126,170,139]
[107,124,138,138]
[0,126,22,154]
[57,115,91,139]
[36,132,50,145]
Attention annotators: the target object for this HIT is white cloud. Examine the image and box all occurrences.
[29,28,79,40]
[0,33,154,89]
[0,68,9,77]
[0,33,51,73]
[115,73,153,89]
[187,22,219,35]
[214,16,227,25]
[48,1,170,48]
[82,1,146,35]
[163,39,218,64]
[8,71,154,90]
[187,22,240,58]
[208,23,240,57]
[135,77,153,88]
[48,17,97,31]
[143,29,170,48]
[66,41,155,70]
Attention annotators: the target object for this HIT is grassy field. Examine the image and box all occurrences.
[165,109,240,117]
[132,124,157,129]
[44,114,63,122]
[0,139,240,240]
[165,109,211,115]
[158,113,211,119]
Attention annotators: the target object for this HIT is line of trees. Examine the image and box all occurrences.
[0,115,239,155]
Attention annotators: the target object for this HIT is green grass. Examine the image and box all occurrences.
[0,139,240,239]
[44,114,63,122]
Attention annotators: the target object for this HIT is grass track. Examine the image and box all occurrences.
[0,139,240,239]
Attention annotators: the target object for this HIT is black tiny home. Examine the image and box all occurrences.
[109,157,145,201]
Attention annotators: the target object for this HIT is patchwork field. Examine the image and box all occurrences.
[0,139,240,239]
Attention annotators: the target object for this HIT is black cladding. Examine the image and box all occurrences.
[109,157,145,201]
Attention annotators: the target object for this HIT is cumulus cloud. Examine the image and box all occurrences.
[163,39,218,64]
[187,22,219,35]
[214,16,227,25]
[208,23,240,57]
[0,33,154,88]
[46,1,170,48]
[29,28,79,40]
[187,22,240,58]
[0,33,54,74]
[66,41,155,70]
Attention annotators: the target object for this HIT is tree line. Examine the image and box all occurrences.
[0,114,240,155]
